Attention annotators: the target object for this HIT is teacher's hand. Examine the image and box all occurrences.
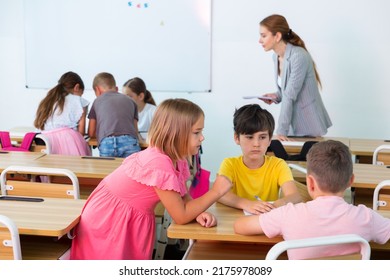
[259,93,278,105]
[276,135,290,141]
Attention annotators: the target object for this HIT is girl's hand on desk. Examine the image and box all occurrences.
[245,200,275,215]
[196,212,217,227]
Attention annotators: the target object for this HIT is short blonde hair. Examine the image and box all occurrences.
[92,72,116,90]
[148,98,204,161]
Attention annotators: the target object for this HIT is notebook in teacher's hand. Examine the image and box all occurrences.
[242,95,278,103]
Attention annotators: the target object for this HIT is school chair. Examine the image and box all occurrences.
[154,209,172,260]
[153,202,168,258]
[153,155,201,260]
[373,180,390,211]
[287,164,312,203]
[268,140,317,161]
[0,165,80,199]
[0,214,22,260]
[0,131,50,154]
[288,163,307,175]
[32,133,51,154]
[154,209,188,260]
[0,166,81,260]
[372,144,390,165]
[265,234,371,260]
[0,131,37,152]
[370,180,390,256]
[0,214,72,260]
[350,146,390,207]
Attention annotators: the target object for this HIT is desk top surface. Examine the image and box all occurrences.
[352,164,390,188]
[0,151,46,170]
[0,197,86,237]
[290,162,390,189]
[167,203,283,243]
[349,138,390,156]
[0,152,123,179]
[276,137,350,154]
[33,154,123,178]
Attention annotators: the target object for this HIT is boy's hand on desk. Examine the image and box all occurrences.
[244,200,275,215]
[196,212,217,227]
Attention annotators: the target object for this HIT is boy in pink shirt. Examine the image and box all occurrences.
[234,140,390,259]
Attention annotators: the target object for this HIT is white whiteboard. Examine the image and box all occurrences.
[23,0,211,92]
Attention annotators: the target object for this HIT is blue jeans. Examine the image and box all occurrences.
[99,135,141,158]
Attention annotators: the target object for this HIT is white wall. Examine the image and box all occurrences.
[1,0,390,180]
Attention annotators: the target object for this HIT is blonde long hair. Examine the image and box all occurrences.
[148,98,204,161]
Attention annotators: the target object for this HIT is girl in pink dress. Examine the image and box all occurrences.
[70,98,231,259]
[34,71,91,156]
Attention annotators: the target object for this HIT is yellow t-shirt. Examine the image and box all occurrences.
[218,155,293,201]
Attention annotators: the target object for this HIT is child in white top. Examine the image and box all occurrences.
[234,140,390,259]
[73,90,90,135]
[34,71,91,155]
[122,77,156,141]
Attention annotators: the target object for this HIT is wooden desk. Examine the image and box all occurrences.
[168,202,282,244]
[0,197,85,237]
[290,162,390,188]
[352,164,390,189]
[349,138,390,157]
[0,151,46,171]
[0,152,122,199]
[169,203,390,259]
[32,154,124,198]
[168,203,283,260]
[351,164,390,207]
[32,154,123,179]
[349,138,390,164]
[278,136,350,154]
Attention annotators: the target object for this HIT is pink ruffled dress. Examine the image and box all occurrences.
[70,147,190,260]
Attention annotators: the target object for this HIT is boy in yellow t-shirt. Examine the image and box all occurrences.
[215,104,301,214]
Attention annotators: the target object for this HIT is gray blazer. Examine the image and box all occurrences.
[273,43,332,136]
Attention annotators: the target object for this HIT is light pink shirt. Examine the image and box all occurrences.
[259,196,390,259]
